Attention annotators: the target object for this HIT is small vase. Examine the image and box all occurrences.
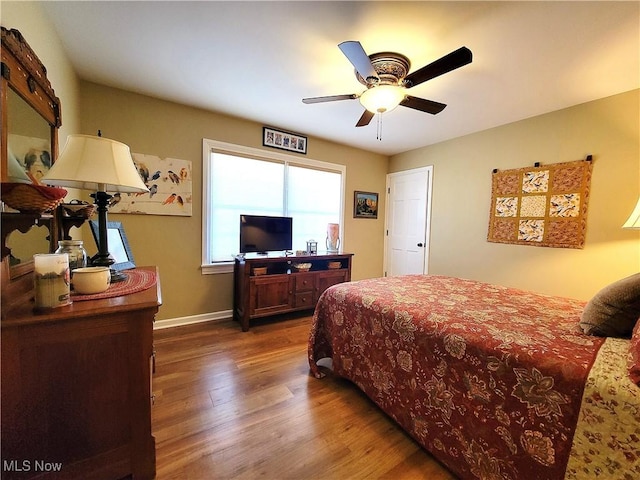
[326,223,340,253]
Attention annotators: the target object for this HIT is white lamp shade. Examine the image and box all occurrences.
[623,197,640,229]
[359,85,406,114]
[42,134,149,193]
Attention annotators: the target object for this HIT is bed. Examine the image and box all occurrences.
[308,275,640,479]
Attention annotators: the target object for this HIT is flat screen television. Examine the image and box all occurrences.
[239,214,293,254]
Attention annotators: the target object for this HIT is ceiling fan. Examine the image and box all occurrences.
[302,41,473,128]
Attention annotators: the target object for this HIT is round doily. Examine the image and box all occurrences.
[72,269,156,301]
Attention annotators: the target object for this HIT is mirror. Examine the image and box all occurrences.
[1,27,62,298]
[8,87,52,183]
[4,88,53,267]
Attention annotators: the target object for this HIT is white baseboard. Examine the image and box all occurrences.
[154,310,233,330]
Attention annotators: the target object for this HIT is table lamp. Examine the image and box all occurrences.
[623,197,640,229]
[42,133,148,282]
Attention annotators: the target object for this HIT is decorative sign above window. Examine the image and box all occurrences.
[263,126,307,154]
[488,158,593,249]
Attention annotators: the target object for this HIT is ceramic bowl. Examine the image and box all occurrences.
[72,266,111,294]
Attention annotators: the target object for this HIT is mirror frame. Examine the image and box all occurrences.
[1,27,62,309]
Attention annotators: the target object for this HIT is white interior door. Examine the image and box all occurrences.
[384,166,433,276]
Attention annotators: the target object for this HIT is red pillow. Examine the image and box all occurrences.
[629,320,640,386]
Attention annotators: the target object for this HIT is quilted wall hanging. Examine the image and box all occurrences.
[487,158,593,249]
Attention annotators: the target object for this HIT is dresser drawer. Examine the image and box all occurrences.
[294,273,316,292]
[294,291,315,308]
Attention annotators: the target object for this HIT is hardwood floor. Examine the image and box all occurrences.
[152,314,457,479]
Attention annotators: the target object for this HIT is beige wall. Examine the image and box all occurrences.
[1,3,84,261]
[390,89,640,300]
[80,82,388,320]
[1,1,81,144]
[2,2,387,322]
[4,2,638,320]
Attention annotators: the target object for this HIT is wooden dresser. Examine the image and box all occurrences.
[1,267,161,480]
[233,253,353,331]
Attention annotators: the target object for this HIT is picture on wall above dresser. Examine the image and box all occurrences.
[109,152,193,216]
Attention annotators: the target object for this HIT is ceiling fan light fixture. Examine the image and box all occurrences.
[359,85,406,114]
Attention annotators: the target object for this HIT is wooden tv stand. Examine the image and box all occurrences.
[233,252,353,331]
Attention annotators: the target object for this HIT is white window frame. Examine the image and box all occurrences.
[201,138,346,274]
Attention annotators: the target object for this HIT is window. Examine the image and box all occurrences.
[202,139,345,273]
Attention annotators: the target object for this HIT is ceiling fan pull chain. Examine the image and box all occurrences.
[377,113,383,141]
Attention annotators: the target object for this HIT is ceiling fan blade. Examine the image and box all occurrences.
[404,46,472,88]
[338,41,379,83]
[400,96,447,115]
[355,109,375,127]
[302,94,357,104]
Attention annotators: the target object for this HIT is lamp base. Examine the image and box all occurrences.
[90,191,128,283]
[110,269,128,283]
[90,254,126,283]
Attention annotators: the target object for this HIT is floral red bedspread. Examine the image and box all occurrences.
[308,275,638,479]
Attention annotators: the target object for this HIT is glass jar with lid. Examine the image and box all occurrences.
[55,240,88,272]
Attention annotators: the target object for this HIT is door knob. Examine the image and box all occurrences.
[417,243,424,247]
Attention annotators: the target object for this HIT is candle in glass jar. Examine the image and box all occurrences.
[33,253,71,309]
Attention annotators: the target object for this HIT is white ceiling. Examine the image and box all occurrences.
[40,1,639,156]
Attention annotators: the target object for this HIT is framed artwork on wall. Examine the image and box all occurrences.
[354,191,378,219]
[108,153,193,216]
[263,126,307,154]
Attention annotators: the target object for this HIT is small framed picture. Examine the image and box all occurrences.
[354,191,378,219]
[263,126,307,154]
[89,220,136,271]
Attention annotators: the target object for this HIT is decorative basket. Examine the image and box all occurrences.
[327,261,341,269]
[61,201,97,219]
[1,182,67,214]
[252,267,267,276]
[292,263,312,272]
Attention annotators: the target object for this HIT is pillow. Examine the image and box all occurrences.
[579,273,640,338]
[629,320,640,386]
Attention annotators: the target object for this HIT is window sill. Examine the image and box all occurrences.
[201,262,233,275]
